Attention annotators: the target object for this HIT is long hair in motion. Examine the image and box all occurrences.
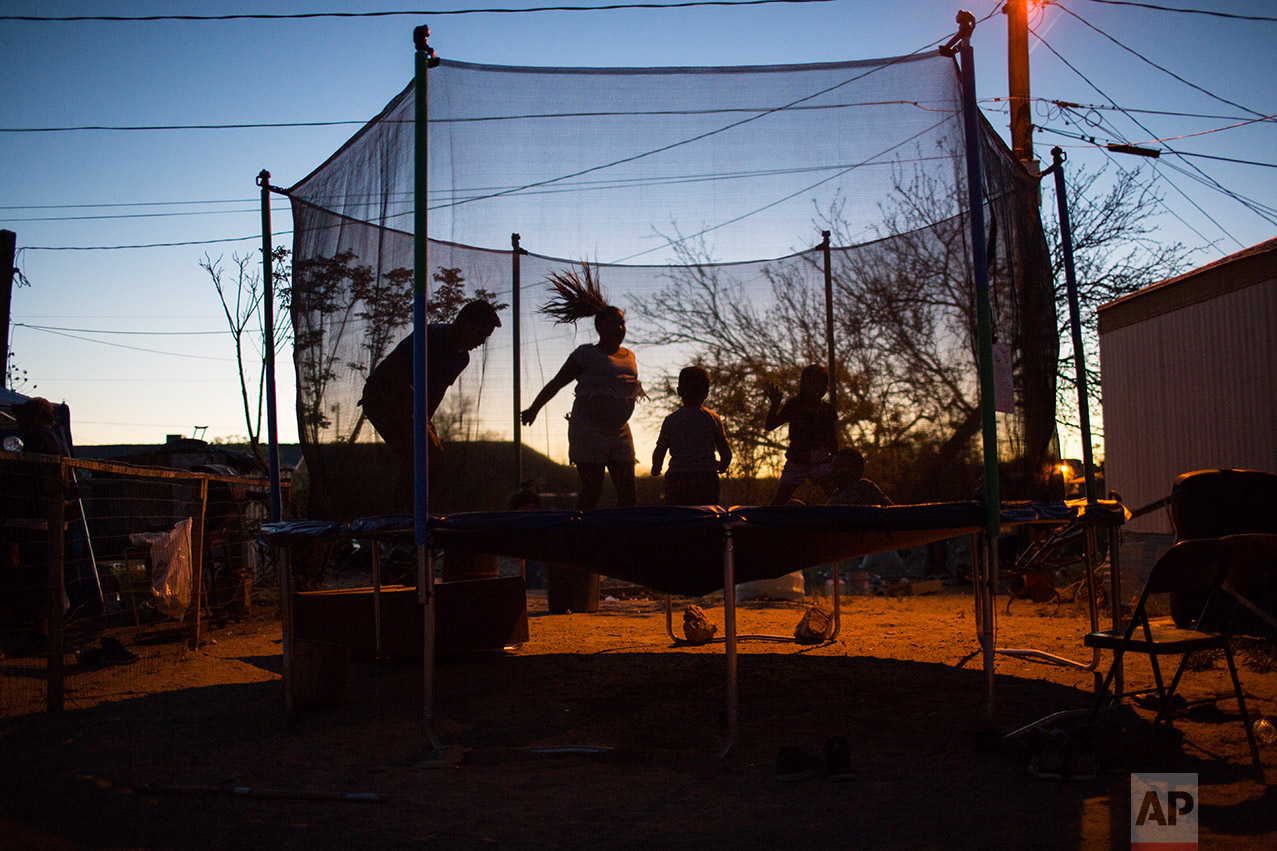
[539,261,611,325]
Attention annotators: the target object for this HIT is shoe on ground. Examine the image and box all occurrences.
[775,745,823,781]
[1028,730,1069,780]
[822,735,856,781]
[101,636,139,664]
[682,604,718,645]
[794,607,832,644]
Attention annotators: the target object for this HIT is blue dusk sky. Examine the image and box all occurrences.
[2,0,1273,448]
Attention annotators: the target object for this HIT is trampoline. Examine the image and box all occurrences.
[257,15,1111,757]
[263,498,1126,754]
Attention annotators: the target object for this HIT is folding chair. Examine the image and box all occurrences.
[1221,533,1277,635]
[1168,469,1277,630]
[1084,538,1261,767]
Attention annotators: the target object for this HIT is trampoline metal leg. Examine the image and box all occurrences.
[420,545,441,750]
[277,545,295,730]
[828,557,842,641]
[980,533,997,723]
[1107,525,1124,702]
[372,539,383,659]
[718,530,739,759]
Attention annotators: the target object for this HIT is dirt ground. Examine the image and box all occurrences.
[2,587,1274,850]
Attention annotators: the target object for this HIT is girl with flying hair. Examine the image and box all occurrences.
[521,262,644,510]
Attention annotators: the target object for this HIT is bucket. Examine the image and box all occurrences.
[546,565,599,614]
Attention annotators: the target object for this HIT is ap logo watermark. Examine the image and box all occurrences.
[1132,773,1198,849]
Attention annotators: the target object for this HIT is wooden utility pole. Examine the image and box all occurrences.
[2,229,15,383]
[1007,0,1036,172]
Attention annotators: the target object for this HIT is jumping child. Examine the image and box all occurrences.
[521,262,644,510]
[762,364,838,505]
[651,365,732,506]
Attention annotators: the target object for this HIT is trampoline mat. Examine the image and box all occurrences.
[265,500,1125,598]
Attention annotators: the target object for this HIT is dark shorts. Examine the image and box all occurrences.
[664,470,721,506]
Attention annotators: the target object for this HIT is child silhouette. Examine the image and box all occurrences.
[651,366,732,506]
[521,262,644,510]
[763,364,837,505]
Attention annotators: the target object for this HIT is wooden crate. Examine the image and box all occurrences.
[292,575,528,659]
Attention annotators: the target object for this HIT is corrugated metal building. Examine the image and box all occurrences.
[1098,236,1277,533]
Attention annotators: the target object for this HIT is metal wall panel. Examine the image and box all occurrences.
[1100,270,1276,533]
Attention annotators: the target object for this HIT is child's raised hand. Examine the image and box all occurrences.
[764,382,782,407]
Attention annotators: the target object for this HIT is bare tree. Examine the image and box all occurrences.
[201,245,291,468]
[1042,164,1194,442]
[631,154,1191,501]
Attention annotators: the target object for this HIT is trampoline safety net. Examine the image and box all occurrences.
[286,51,1057,520]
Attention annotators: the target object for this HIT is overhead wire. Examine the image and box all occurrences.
[17,326,235,361]
[14,323,225,337]
[1035,113,1277,167]
[3,206,291,224]
[1036,124,1277,219]
[1056,4,1269,120]
[0,120,370,133]
[1050,97,1277,225]
[608,114,955,263]
[21,233,281,251]
[1,197,261,211]
[1077,0,1277,23]
[0,98,956,134]
[424,0,1001,262]
[9,151,962,225]
[1,0,840,23]
[425,64,960,214]
[1028,28,1258,247]
[985,96,1277,125]
[1046,5,1277,231]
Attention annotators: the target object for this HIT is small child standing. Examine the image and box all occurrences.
[763,364,838,505]
[651,366,732,506]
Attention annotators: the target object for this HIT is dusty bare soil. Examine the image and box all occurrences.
[2,588,1274,850]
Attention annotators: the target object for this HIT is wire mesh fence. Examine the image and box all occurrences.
[1,451,281,717]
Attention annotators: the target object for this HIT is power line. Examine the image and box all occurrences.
[32,377,232,383]
[0,0,839,23]
[1153,158,1277,220]
[1058,5,1268,121]
[18,326,234,360]
[20,233,281,251]
[6,96,1268,136]
[15,323,226,336]
[984,96,1277,124]
[9,153,962,222]
[1164,150,1277,169]
[1039,7,1277,232]
[0,198,256,211]
[8,150,968,232]
[1049,102,1277,220]
[0,121,370,133]
[1030,28,1264,245]
[2,206,290,224]
[1038,124,1277,171]
[0,97,950,134]
[424,24,975,215]
[1078,0,1277,23]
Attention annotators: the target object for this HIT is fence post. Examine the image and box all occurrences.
[44,457,66,715]
[187,476,209,649]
